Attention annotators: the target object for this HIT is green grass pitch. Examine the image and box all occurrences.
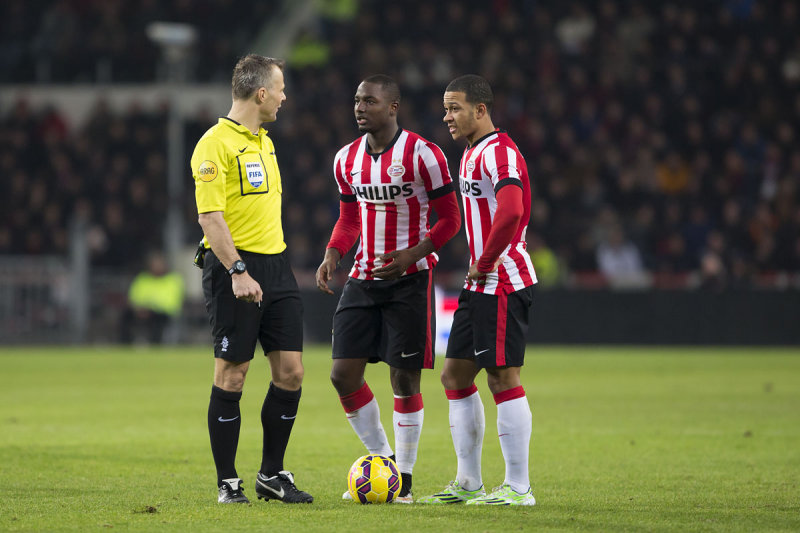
[1,345,799,532]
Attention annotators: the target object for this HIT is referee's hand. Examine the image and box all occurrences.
[232,272,263,303]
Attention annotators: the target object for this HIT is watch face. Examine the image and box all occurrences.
[230,260,246,275]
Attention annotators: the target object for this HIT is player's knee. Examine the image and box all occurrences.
[390,368,420,396]
[330,368,362,395]
[440,369,456,390]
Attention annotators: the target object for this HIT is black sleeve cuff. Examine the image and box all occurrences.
[494,178,522,194]
[427,182,456,200]
[340,193,357,203]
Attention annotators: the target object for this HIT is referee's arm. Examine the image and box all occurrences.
[199,211,262,303]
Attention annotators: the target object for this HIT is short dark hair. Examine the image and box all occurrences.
[361,74,401,103]
[446,74,493,112]
[231,54,285,100]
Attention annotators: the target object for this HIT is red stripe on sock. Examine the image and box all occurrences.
[394,393,423,413]
[493,386,525,405]
[445,384,478,400]
[339,382,374,413]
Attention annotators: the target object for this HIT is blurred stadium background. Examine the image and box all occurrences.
[1,0,798,345]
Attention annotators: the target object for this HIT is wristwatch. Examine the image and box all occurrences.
[228,260,247,276]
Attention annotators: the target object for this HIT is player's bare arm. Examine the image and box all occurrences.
[198,211,263,303]
[316,248,341,295]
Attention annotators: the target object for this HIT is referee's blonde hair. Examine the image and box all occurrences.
[232,54,285,100]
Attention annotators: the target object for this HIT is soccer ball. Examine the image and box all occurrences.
[346,454,402,504]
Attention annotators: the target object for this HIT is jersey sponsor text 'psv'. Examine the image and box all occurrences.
[333,129,453,279]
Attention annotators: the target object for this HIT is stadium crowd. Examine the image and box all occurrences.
[2,0,799,289]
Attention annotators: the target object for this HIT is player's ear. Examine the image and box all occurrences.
[389,101,399,116]
[475,103,487,119]
[256,87,267,104]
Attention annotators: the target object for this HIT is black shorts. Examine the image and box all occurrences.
[332,270,435,369]
[445,285,533,368]
[202,249,303,362]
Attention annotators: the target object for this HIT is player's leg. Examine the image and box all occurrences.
[254,252,312,503]
[419,290,486,504]
[331,279,394,458]
[202,249,260,503]
[382,270,435,502]
[389,367,422,501]
[332,357,394,456]
[467,286,535,506]
[485,365,532,496]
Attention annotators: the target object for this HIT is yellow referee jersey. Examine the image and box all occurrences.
[191,117,286,254]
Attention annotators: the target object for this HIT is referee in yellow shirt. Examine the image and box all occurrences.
[191,54,312,504]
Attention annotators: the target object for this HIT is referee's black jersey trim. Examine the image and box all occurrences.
[494,177,523,194]
[427,182,455,200]
[340,193,357,203]
[221,116,242,126]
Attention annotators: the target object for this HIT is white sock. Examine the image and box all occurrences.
[447,386,484,491]
[340,383,393,457]
[496,393,532,493]
[393,394,424,474]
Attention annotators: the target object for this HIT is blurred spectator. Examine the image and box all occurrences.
[527,234,561,287]
[596,224,648,287]
[119,250,184,344]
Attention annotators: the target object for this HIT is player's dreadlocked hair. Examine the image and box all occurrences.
[446,75,494,112]
[362,74,401,104]
[231,54,285,100]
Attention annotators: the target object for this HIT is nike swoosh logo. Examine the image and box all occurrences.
[397,423,419,427]
[218,416,239,422]
[498,433,510,437]
[400,352,419,358]
[280,414,297,420]
[474,349,490,356]
[350,170,362,175]
[258,480,284,499]
[238,147,246,153]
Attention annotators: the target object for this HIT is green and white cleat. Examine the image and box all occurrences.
[417,481,486,504]
[465,484,536,506]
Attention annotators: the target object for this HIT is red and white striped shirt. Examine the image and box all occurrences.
[459,130,537,295]
[333,129,453,280]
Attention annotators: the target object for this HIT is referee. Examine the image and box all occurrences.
[191,54,312,504]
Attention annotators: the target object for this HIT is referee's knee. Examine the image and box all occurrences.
[273,366,304,391]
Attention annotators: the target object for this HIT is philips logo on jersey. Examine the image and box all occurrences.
[245,162,265,188]
[352,183,414,201]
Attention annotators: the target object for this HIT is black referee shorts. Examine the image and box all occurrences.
[202,249,303,362]
[332,270,435,369]
[445,285,533,369]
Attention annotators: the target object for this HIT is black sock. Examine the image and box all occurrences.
[399,472,412,497]
[208,385,242,486]
[260,382,301,476]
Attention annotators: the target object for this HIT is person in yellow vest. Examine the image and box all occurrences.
[190,54,312,505]
[120,250,183,344]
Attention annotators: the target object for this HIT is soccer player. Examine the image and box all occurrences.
[315,75,461,503]
[191,54,312,504]
[419,75,537,506]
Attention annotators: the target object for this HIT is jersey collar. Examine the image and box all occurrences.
[219,117,266,137]
[468,128,502,148]
[364,126,402,157]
